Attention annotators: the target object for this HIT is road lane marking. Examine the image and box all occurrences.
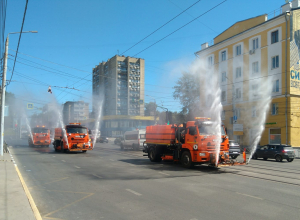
[236,192,263,200]
[61,160,66,162]
[15,166,43,220]
[126,189,142,196]
[159,171,170,176]
[43,193,94,218]
[91,174,103,178]
[74,166,80,169]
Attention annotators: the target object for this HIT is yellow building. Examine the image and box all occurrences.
[195,1,300,151]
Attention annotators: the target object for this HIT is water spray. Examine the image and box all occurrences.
[93,99,103,147]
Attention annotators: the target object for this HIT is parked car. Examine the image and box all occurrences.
[98,136,109,143]
[114,136,124,145]
[252,144,295,162]
[229,140,241,159]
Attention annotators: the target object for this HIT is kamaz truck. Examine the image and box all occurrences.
[143,117,246,168]
[53,123,93,153]
[28,126,51,147]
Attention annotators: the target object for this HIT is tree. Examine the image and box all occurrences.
[144,102,159,116]
[173,72,200,120]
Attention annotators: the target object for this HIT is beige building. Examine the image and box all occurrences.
[195,0,300,151]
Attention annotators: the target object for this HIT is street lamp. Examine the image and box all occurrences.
[0,31,38,156]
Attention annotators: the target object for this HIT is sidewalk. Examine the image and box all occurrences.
[0,151,36,220]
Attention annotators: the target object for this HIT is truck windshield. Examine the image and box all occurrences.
[66,127,87,134]
[32,128,49,133]
[198,124,226,136]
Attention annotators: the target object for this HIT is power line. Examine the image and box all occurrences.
[167,0,217,34]
[120,0,203,55]
[132,0,228,57]
[7,0,28,86]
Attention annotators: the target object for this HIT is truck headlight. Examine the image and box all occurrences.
[199,153,206,156]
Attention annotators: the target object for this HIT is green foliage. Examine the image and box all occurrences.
[173,72,200,120]
[144,102,159,116]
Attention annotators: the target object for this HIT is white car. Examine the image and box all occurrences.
[120,129,146,150]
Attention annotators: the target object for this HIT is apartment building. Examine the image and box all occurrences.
[195,0,300,148]
[92,55,154,137]
[62,101,89,125]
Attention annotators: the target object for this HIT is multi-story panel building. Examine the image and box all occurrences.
[93,55,145,116]
[93,55,155,137]
[63,101,89,125]
[195,1,300,151]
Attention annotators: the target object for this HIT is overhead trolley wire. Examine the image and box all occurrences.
[132,0,228,57]
[120,0,203,55]
[7,0,29,86]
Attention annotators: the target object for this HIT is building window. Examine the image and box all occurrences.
[252,106,256,117]
[253,38,259,50]
[270,128,281,144]
[271,103,278,115]
[272,56,279,69]
[236,45,241,56]
[235,88,241,99]
[234,108,241,119]
[221,51,226,61]
[271,30,279,44]
[208,56,213,67]
[221,91,226,102]
[236,67,242,78]
[221,110,225,120]
[221,72,226,82]
[252,61,259,74]
[252,84,259,97]
[272,79,279,93]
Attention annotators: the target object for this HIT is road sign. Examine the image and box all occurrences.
[27,103,34,109]
[233,115,237,121]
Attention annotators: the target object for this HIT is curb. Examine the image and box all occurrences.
[8,148,43,220]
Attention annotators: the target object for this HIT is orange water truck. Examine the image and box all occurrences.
[53,123,93,153]
[28,126,51,147]
[143,117,246,168]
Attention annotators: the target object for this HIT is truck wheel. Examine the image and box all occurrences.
[82,150,87,153]
[181,151,193,168]
[149,147,161,162]
[120,143,124,150]
[60,142,64,153]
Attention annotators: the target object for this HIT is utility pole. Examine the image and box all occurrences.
[0,36,8,156]
[0,31,37,156]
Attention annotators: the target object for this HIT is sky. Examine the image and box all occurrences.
[2,0,286,114]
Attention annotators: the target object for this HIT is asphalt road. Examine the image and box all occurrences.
[7,139,300,220]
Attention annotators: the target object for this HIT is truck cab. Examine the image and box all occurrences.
[53,123,93,153]
[180,118,230,166]
[28,126,51,147]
